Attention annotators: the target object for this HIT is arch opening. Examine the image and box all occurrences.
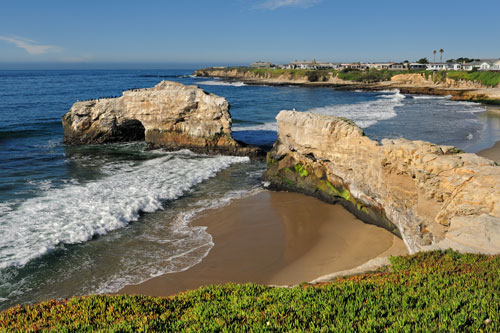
[113,119,146,142]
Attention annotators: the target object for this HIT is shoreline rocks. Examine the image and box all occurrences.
[263,111,500,254]
[62,81,261,158]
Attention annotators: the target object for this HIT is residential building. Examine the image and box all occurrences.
[250,61,273,68]
[463,59,500,71]
[366,62,392,70]
[409,63,428,70]
[282,59,340,70]
[446,63,462,71]
[426,63,448,71]
[341,63,368,70]
[388,63,408,71]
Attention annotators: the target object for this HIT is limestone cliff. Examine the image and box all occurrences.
[264,111,500,254]
[62,81,260,157]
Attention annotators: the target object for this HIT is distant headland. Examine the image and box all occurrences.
[195,58,500,105]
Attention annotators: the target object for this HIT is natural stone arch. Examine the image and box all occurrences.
[112,119,145,142]
[62,81,261,157]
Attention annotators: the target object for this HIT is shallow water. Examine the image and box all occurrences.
[0,69,499,310]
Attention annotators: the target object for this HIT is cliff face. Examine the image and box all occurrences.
[264,111,500,254]
[194,69,350,85]
[62,81,260,156]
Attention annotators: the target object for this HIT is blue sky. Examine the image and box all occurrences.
[0,0,499,69]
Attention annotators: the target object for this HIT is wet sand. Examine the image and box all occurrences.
[478,140,500,164]
[119,191,407,297]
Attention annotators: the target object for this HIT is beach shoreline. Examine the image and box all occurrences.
[118,191,407,297]
[117,138,500,298]
[477,140,500,164]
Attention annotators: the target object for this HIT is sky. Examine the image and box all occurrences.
[0,0,499,69]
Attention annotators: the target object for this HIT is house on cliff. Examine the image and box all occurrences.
[282,59,340,70]
[463,59,500,71]
[250,61,274,68]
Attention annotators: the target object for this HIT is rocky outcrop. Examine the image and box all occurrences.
[264,111,500,254]
[62,81,260,157]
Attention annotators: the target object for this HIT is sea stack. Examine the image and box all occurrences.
[62,81,260,157]
[263,110,500,254]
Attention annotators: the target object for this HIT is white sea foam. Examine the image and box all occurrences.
[307,90,405,128]
[412,95,451,99]
[26,179,53,192]
[0,202,14,216]
[232,122,279,132]
[196,80,247,87]
[232,91,404,132]
[0,152,249,269]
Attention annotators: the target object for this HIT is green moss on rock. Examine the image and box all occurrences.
[294,163,309,177]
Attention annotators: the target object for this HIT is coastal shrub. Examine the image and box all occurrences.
[1,250,499,331]
[338,69,392,83]
[447,71,500,87]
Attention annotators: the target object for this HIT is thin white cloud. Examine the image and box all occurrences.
[257,0,322,10]
[0,36,61,55]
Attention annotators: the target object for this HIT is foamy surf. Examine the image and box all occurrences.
[232,91,404,134]
[196,80,247,87]
[0,151,249,270]
[232,122,279,132]
[306,90,405,128]
[411,95,451,99]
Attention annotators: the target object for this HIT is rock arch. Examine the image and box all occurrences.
[62,81,261,157]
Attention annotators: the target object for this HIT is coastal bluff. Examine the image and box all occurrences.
[264,111,500,254]
[62,81,260,156]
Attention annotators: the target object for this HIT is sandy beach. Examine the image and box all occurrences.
[119,191,407,297]
[478,140,500,164]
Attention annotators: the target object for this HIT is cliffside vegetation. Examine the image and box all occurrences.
[1,251,499,331]
[446,71,500,87]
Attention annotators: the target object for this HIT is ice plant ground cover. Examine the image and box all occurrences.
[1,250,499,331]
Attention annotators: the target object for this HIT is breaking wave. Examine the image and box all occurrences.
[0,151,249,269]
[307,90,405,128]
[196,80,247,87]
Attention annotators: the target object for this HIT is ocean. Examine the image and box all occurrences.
[0,69,499,310]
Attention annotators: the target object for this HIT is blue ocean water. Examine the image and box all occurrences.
[0,69,498,310]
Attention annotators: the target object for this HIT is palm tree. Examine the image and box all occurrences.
[433,50,437,62]
[439,49,444,62]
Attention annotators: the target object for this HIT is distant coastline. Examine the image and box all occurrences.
[194,67,500,105]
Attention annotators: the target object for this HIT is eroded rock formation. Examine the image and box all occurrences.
[62,81,260,157]
[264,111,500,254]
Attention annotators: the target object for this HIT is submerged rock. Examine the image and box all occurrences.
[62,81,260,157]
[264,110,500,254]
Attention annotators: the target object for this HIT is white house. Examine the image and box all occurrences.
[446,63,462,71]
[409,63,428,70]
[464,59,500,71]
[388,63,407,71]
[366,62,392,70]
[426,63,448,71]
[284,59,320,70]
